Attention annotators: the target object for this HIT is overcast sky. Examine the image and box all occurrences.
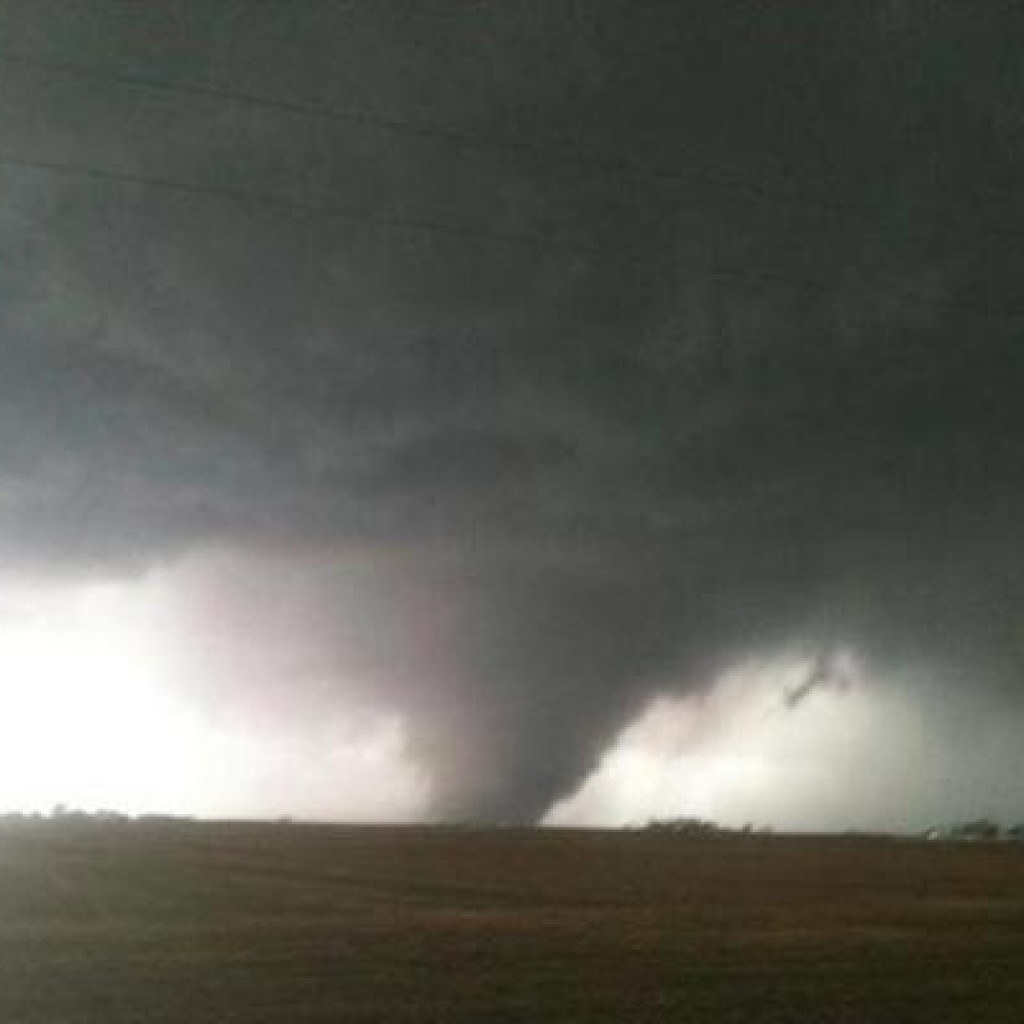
[0,2,1022,826]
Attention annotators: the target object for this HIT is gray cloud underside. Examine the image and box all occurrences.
[1,2,1023,818]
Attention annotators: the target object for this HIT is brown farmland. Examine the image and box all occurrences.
[1,821,1023,1022]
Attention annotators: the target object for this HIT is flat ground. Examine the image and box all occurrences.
[0,822,1022,1022]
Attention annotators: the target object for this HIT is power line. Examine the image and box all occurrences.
[2,150,1020,321]
[0,49,767,194]
[2,48,1023,245]
[0,151,643,257]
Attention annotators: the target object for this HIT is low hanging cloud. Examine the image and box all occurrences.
[0,3,1023,822]
[0,570,432,820]
[548,655,1024,832]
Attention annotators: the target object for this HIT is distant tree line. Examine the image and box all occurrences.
[644,816,770,836]
[924,818,1024,842]
[0,806,194,826]
[643,815,1024,841]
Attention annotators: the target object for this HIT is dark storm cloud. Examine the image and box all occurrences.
[1,2,1023,818]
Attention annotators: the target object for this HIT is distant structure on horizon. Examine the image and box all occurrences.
[924,819,1024,842]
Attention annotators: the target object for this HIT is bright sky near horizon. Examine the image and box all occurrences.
[0,569,430,820]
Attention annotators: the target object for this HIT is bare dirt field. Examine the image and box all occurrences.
[0,821,1022,1022]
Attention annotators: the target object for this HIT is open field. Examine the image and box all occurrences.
[1,822,1023,1022]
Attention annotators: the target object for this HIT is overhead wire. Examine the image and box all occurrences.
[1,48,1023,244]
[0,50,1022,321]
[3,149,1019,323]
